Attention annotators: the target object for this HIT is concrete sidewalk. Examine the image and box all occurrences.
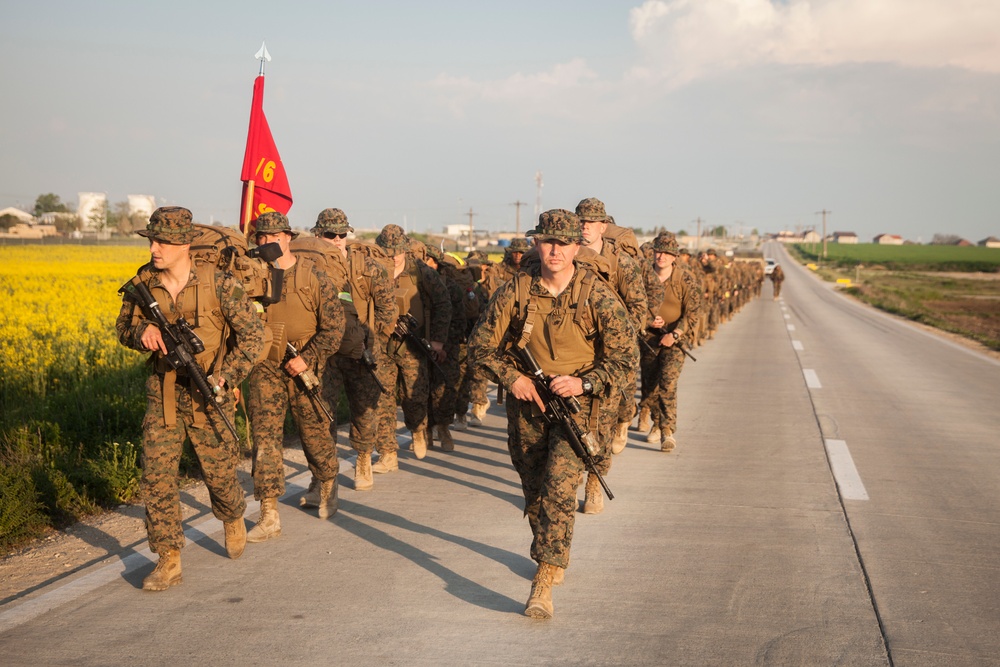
[0,295,888,666]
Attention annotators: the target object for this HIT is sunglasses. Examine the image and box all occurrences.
[323,232,348,239]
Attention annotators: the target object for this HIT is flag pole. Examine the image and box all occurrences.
[242,42,272,239]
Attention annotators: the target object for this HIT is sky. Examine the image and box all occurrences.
[2,0,999,243]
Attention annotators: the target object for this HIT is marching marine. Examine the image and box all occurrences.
[116,206,265,591]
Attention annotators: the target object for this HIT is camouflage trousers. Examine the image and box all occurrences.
[140,373,245,554]
[639,343,686,434]
[454,342,472,418]
[429,340,462,428]
[248,360,339,500]
[468,363,491,407]
[322,342,394,455]
[772,279,783,298]
[615,367,637,424]
[377,338,431,452]
[506,395,613,569]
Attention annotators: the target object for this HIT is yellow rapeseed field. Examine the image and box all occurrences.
[0,245,151,397]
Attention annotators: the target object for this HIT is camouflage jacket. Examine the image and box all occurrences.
[598,240,649,333]
[270,260,346,371]
[469,264,639,400]
[646,263,702,343]
[396,256,452,344]
[116,263,265,390]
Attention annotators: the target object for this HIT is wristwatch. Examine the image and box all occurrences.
[671,331,681,341]
[581,378,594,395]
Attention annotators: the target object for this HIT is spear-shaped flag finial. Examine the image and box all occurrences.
[255,41,272,76]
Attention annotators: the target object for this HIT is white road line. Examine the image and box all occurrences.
[787,324,796,331]
[784,314,791,319]
[803,369,821,388]
[0,472,311,633]
[792,340,804,351]
[824,439,870,501]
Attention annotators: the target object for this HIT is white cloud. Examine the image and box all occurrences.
[428,58,600,120]
[629,0,1000,85]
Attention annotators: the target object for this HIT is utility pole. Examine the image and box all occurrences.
[467,207,476,251]
[510,200,526,235]
[534,171,544,221]
[694,217,703,250]
[816,209,832,259]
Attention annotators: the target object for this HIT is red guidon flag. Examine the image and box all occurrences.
[240,75,292,236]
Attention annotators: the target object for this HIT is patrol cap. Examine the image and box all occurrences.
[137,206,198,245]
[466,249,490,263]
[375,223,411,254]
[424,244,445,264]
[507,237,531,253]
[526,209,583,244]
[311,208,354,235]
[679,248,691,257]
[653,232,680,256]
[575,197,610,223]
[254,211,298,239]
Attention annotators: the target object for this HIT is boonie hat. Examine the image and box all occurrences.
[575,197,610,223]
[312,208,353,235]
[137,206,198,245]
[254,211,298,239]
[507,237,531,253]
[526,209,583,244]
[376,224,411,254]
[653,232,680,256]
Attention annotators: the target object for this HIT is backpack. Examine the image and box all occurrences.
[439,255,482,322]
[189,224,280,304]
[602,222,640,259]
[288,236,367,360]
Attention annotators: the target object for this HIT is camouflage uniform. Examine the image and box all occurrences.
[116,207,264,555]
[248,212,346,501]
[576,198,647,432]
[641,233,701,447]
[423,245,466,435]
[377,224,452,456]
[455,258,493,422]
[469,210,638,572]
[769,263,785,298]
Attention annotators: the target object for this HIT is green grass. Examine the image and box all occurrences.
[793,243,1000,272]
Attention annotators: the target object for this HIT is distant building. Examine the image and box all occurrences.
[77,192,108,234]
[978,236,1000,248]
[802,230,821,244]
[0,222,59,239]
[128,194,156,220]
[956,239,973,247]
[832,231,859,244]
[0,206,35,223]
[873,233,904,245]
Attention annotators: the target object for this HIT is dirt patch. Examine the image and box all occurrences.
[1,439,313,604]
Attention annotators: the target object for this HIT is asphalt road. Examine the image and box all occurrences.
[1,247,997,666]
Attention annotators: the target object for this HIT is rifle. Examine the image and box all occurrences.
[646,327,697,362]
[496,382,505,405]
[127,281,239,440]
[508,346,613,500]
[285,342,335,422]
[394,313,445,375]
[360,346,387,394]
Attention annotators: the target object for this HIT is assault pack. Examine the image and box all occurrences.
[189,224,283,304]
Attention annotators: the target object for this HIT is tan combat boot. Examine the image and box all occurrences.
[453,413,468,431]
[469,399,489,426]
[223,518,246,559]
[637,406,651,433]
[436,425,455,452]
[318,478,338,519]
[299,477,320,508]
[610,421,629,455]
[411,428,428,459]
[142,549,182,591]
[552,566,565,586]
[372,450,398,474]
[525,562,558,619]
[582,472,604,514]
[646,426,661,444]
[355,452,374,491]
[247,497,281,543]
[661,429,677,453]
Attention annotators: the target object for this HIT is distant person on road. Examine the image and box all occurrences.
[469,209,637,619]
[116,206,265,591]
[769,263,785,300]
